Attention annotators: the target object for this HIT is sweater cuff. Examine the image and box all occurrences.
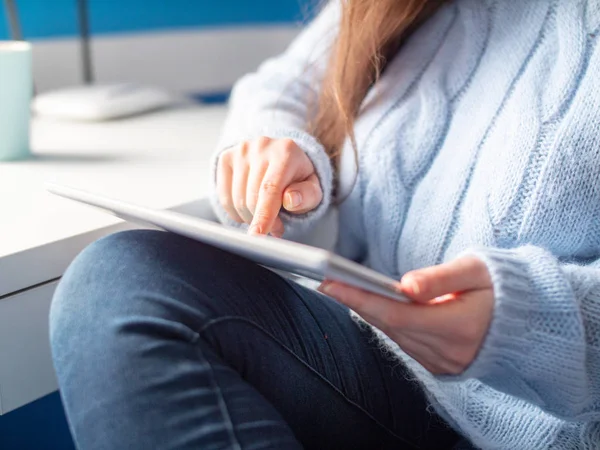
[440,248,543,398]
[209,127,333,239]
[461,247,534,377]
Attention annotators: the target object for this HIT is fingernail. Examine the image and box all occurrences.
[284,191,302,209]
[248,225,261,235]
[404,275,422,295]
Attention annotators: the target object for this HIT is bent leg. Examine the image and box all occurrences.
[50,230,458,450]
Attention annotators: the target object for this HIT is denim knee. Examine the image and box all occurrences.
[50,229,250,356]
[50,230,183,357]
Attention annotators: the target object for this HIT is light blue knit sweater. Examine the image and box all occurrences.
[210,1,600,448]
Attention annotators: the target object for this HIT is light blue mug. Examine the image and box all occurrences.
[0,41,32,161]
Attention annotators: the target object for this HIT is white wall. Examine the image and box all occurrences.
[31,26,300,94]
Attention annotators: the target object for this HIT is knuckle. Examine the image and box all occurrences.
[256,136,271,147]
[251,139,272,160]
[278,139,298,158]
[261,179,282,195]
[281,138,297,150]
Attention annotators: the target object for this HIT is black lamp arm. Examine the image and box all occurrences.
[3,0,23,40]
[77,0,94,84]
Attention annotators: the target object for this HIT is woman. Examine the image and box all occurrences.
[50,0,600,448]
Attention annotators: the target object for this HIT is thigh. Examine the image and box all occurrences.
[53,230,457,449]
[200,275,458,450]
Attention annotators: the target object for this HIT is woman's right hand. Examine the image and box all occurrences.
[216,137,323,237]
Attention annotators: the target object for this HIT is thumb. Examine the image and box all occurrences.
[282,173,323,214]
[400,256,492,303]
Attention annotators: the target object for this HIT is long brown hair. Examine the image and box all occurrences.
[312,0,445,161]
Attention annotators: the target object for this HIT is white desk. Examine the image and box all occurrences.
[0,104,228,414]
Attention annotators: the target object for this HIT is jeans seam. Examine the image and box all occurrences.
[281,279,349,393]
[193,343,243,450]
[284,280,385,426]
[197,315,420,448]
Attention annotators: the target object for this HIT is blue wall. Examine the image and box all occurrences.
[0,0,313,40]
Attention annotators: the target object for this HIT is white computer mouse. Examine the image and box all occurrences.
[32,83,176,121]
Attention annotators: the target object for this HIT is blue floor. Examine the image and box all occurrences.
[0,392,75,450]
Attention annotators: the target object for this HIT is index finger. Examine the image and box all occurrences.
[249,161,292,235]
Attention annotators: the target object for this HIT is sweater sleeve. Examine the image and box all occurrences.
[452,245,600,422]
[208,2,339,240]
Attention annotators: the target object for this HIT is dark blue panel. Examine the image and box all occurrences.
[0,0,316,39]
[191,90,231,104]
[0,392,75,450]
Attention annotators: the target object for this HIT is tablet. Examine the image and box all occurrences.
[47,184,410,303]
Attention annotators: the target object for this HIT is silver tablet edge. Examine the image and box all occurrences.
[325,254,410,303]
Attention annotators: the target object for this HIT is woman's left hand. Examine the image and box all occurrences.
[319,256,495,375]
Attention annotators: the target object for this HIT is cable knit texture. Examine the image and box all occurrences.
[210,0,600,448]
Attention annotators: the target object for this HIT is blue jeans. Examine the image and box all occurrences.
[50,230,459,449]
